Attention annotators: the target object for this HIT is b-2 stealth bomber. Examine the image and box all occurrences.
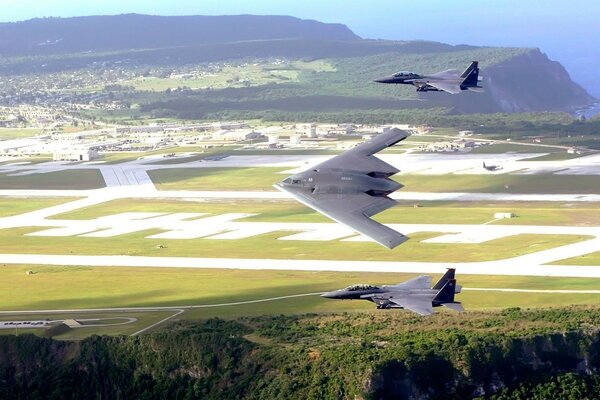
[375,61,483,94]
[321,269,464,316]
[274,128,408,249]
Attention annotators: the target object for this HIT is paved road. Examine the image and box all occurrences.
[2,188,600,202]
[3,152,600,179]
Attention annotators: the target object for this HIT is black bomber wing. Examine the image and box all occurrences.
[312,128,408,175]
[275,128,409,249]
[282,189,408,249]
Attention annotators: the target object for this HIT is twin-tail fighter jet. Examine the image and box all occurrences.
[375,61,483,94]
[274,128,408,249]
[321,268,464,316]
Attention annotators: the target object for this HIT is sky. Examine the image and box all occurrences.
[1,0,599,96]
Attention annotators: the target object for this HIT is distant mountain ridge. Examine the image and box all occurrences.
[0,14,594,114]
[0,14,359,55]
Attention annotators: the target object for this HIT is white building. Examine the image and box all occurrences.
[53,148,99,162]
[212,130,262,142]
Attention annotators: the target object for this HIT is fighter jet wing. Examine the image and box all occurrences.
[389,275,432,290]
[281,188,407,249]
[313,128,408,174]
[428,69,460,78]
[426,81,462,94]
[388,297,434,316]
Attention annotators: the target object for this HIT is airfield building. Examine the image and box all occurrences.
[53,148,99,161]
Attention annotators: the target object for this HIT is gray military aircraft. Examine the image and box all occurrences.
[274,128,408,249]
[374,61,483,94]
[483,161,502,171]
[321,269,464,316]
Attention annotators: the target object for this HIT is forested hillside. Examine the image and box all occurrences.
[2,307,600,399]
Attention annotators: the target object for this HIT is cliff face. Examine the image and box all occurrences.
[484,49,595,112]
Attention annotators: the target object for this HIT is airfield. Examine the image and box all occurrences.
[1,134,600,338]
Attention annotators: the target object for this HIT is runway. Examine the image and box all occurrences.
[1,253,600,278]
[3,152,600,178]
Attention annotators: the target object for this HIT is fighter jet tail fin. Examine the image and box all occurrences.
[433,279,458,303]
[460,61,480,88]
[432,268,455,290]
[433,279,464,312]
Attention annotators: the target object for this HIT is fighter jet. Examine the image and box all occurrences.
[375,61,483,94]
[321,269,464,316]
[482,161,502,171]
[274,128,408,249]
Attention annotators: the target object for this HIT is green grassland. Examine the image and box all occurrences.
[149,167,287,191]
[398,173,600,194]
[0,128,44,139]
[551,252,600,266]
[1,265,599,324]
[118,60,335,92]
[50,198,600,227]
[0,197,77,217]
[0,225,588,263]
[0,170,105,190]
[146,166,600,194]
[469,143,564,154]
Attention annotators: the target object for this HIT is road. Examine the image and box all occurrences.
[2,253,600,277]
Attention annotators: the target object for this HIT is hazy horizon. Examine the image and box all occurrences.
[1,0,599,97]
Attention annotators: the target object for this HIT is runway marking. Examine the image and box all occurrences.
[130,309,184,336]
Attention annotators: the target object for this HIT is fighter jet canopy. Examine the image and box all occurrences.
[345,284,379,291]
[393,71,418,77]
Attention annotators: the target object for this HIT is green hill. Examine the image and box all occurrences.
[2,308,600,399]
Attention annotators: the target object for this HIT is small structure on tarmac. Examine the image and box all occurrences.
[494,212,516,219]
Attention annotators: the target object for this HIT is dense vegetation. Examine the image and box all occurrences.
[3,307,600,399]
[139,47,593,117]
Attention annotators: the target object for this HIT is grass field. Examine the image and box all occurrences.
[0,170,105,190]
[1,265,599,331]
[149,167,287,191]
[469,143,563,154]
[398,174,600,194]
[118,60,335,92]
[50,198,600,227]
[551,252,600,266]
[0,197,77,217]
[0,128,43,139]
[146,165,600,194]
[0,224,589,263]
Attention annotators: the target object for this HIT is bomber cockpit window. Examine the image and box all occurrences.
[291,179,302,184]
[282,178,292,184]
